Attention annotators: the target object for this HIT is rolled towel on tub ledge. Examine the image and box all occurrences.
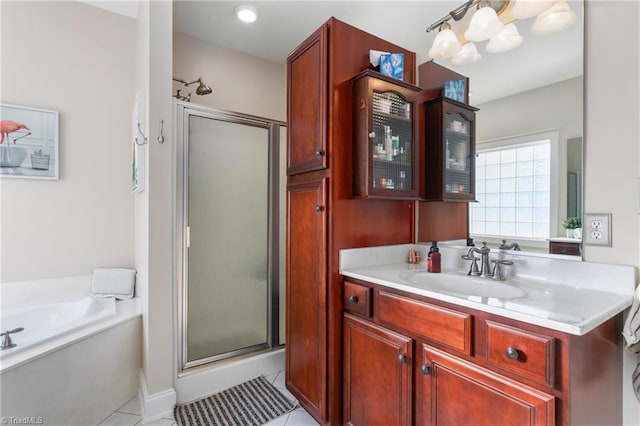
[91,268,136,300]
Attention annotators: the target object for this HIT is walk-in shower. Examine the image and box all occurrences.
[175,103,286,373]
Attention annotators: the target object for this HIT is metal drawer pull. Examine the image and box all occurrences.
[315,205,324,212]
[421,364,431,375]
[314,150,325,156]
[398,353,407,363]
[348,295,359,304]
[505,346,519,360]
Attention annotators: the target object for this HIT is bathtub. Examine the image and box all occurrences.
[0,275,142,426]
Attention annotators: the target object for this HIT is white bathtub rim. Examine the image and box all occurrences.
[0,297,141,374]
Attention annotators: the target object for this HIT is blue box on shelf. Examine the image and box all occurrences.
[380,53,404,81]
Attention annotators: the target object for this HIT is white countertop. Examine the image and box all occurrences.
[340,244,635,336]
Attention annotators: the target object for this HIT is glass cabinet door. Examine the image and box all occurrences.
[351,70,421,199]
[444,112,472,196]
[371,90,413,192]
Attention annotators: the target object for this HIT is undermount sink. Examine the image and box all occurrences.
[399,271,528,299]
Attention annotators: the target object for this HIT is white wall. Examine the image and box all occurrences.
[584,2,640,424]
[134,0,176,418]
[0,1,136,282]
[172,32,286,122]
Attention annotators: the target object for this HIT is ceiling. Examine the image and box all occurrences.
[173,1,583,105]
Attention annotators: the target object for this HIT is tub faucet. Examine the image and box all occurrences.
[462,242,492,278]
[1,327,24,350]
[499,239,521,251]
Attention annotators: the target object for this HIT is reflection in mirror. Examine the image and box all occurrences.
[466,3,584,257]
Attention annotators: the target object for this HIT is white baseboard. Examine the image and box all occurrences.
[175,347,285,404]
[138,370,177,423]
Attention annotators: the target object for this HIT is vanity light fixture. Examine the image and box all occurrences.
[426,0,575,67]
[235,5,259,23]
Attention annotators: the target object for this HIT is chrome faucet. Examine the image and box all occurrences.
[499,239,521,251]
[462,242,492,278]
[1,327,24,350]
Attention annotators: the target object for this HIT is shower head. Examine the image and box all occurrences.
[195,80,213,95]
[172,77,213,99]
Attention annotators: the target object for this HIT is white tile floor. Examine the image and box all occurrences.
[97,369,318,426]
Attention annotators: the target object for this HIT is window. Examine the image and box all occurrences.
[470,131,559,241]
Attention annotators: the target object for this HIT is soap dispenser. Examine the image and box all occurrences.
[427,241,441,273]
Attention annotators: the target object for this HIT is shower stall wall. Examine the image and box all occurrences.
[176,103,286,372]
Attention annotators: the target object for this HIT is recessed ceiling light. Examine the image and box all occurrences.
[235,5,258,23]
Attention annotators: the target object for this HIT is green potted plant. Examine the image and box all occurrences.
[562,216,582,238]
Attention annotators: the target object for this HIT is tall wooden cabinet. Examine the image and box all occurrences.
[286,18,416,424]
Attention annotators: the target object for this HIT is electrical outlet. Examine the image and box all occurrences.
[584,213,611,246]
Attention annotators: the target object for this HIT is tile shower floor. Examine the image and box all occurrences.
[97,369,318,425]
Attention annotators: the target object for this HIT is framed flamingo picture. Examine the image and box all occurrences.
[0,103,59,180]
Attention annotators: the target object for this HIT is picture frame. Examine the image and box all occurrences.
[1,103,59,180]
[443,79,466,103]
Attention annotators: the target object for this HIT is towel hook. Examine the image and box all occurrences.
[135,122,148,146]
[157,120,165,144]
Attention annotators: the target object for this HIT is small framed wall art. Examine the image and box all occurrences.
[0,103,59,180]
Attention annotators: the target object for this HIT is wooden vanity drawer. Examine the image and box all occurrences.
[378,290,472,354]
[344,281,372,318]
[486,321,555,387]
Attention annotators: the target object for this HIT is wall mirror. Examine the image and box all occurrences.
[426,1,584,258]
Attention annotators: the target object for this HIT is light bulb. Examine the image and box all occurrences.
[235,5,258,23]
[464,5,505,42]
[510,0,555,19]
[451,42,482,67]
[531,0,576,35]
[431,23,462,59]
[486,23,524,54]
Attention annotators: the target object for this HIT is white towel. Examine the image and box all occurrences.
[622,285,640,353]
[91,268,136,300]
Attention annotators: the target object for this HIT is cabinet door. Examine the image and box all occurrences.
[344,314,413,426]
[286,177,327,419]
[352,71,420,199]
[419,345,554,426]
[287,25,327,175]
[424,98,477,202]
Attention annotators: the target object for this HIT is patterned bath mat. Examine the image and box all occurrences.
[174,375,296,426]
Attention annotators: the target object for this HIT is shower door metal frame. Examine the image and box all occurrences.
[175,102,286,373]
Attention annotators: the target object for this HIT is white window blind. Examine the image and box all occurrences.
[470,139,552,240]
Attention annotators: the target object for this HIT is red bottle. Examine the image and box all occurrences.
[427,241,441,273]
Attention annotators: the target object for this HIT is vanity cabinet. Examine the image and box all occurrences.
[343,314,412,426]
[343,277,623,426]
[424,97,478,201]
[351,70,421,198]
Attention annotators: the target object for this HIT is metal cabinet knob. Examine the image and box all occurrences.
[315,205,324,212]
[368,132,376,139]
[398,353,407,363]
[421,364,431,375]
[505,346,519,360]
[348,295,359,304]
[314,150,325,156]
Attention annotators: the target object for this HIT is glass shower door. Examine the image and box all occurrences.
[186,115,269,363]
